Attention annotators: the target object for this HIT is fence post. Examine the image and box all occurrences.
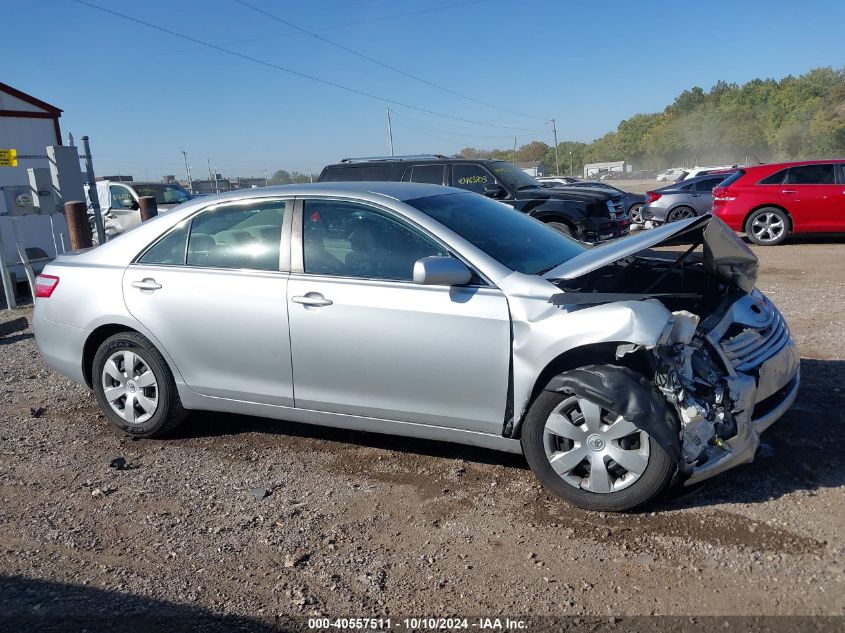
[138,196,158,222]
[64,201,92,251]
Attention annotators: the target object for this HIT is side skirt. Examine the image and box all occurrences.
[177,386,524,455]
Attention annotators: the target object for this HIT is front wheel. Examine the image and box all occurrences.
[522,373,676,512]
[92,332,188,437]
[546,221,574,237]
[745,207,789,245]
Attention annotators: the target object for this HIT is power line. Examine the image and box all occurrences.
[391,109,547,140]
[162,0,490,54]
[235,0,546,121]
[72,0,537,131]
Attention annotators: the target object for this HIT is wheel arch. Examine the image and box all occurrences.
[82,324,144,388]
[509,341,655,439]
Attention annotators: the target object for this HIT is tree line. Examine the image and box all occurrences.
[460,66,845,175]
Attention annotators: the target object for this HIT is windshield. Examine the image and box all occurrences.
[132,183,192,205]
[407,192,585,275]
[487,161,541,190]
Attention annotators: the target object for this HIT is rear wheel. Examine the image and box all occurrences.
[629,204,644,225]
[546,221,574,237]
[522,375,676,512]
[92,332,187,437]
[666,206,697,222]
[745,207,789,245]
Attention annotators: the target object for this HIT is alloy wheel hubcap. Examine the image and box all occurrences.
[751,213,785,242]
[669,207,695,221]
[630,205,643,224]
[543,396,650,494]
[101,350,158,424]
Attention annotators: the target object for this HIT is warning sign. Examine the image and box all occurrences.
[0,149,18,167]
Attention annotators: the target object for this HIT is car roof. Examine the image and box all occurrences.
[744,158,845,172]
[176,181,460,203]
[657,172,734,190]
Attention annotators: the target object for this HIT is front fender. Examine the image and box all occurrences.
[501,273,675,430]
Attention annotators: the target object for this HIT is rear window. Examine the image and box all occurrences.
[718,170,745,187]
[320,165,403,182]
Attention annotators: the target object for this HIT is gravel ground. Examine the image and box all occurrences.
[0,238,843,630]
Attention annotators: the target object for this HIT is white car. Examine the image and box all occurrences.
[656,168,684,182]
[87,181,193,238]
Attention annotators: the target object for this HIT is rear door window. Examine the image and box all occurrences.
[185,200,287,271]
[320,165,402,182]
[410,164,445,185]
[785,164,835,184]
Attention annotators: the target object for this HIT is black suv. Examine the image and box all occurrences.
[318,155,629,243]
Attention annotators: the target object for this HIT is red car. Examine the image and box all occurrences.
[712,159,845,245]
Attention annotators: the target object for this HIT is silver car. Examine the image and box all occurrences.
[33,183,799,512]
[642,173,732,226]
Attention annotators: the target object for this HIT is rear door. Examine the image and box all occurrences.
[122,198,294,406]
[781,163,839,231]
[690,175,727,214]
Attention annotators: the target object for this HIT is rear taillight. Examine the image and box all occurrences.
[646,191,662,203]
[713,187,735,201]
[35,274,59,298]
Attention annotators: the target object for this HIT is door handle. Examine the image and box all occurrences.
[781,189,797,194]
[292,294,333,307]
[131,278,162,291]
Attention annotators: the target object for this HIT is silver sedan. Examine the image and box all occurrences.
[33,183,799,511]
[642,173,733,226]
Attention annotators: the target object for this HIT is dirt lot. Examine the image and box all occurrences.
[1,237,843,630]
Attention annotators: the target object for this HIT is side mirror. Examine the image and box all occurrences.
[482,184,506,199]
[413,256,472,286]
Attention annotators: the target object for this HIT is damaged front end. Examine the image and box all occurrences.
[545,215,800,487]
[651,296,799,485]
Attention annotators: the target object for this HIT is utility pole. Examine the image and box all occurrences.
[512,137,517,164]
[386,107,394,156]
[81,136,105,244]
[570,150,573,176]
[551,118,560,176]
[182,150,193,193]
[207,158,219,194]
[264,166,268,187]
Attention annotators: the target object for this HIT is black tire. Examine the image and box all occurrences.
[546,221,574,237]
[522,380,676,512]
[744,206,790,246]
[666,206,697,223]
[92,331,187,437]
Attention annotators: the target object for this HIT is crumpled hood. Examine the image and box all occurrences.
[543,214,758,293]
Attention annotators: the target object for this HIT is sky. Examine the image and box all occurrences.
[4,0,845,179]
